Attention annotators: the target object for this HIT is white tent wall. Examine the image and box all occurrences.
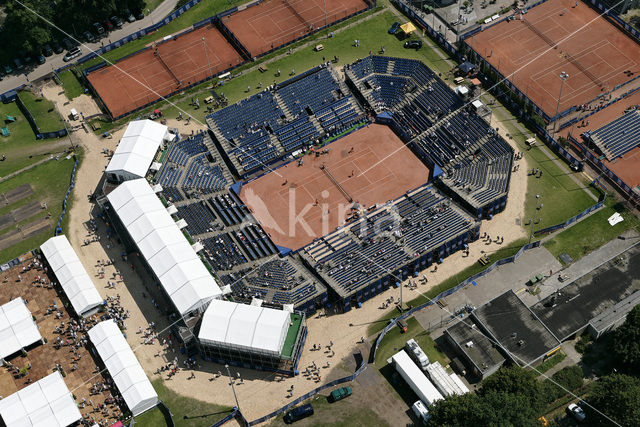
[88,320,158,417]
[0,298,42,361]
[198,299,290,357]
[0,371,82,427]
[105,120,169,182]
[40,235,103,317]
[106,179,221,316]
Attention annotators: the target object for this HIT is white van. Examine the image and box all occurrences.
[412,400,431,425]
[69,108,79,120]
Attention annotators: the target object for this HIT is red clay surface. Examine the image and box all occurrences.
[465,0,640,117]
[223,0,369,57]
[560,91,640,187]
[88,24,243,117]
[239,124,430,250]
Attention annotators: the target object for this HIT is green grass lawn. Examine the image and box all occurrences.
[373,317,449,368]
[134,379,233,427]
[80,0,247,71]
[535,351,566,375]
[269,393,389,427]
[57,70,85,100]
[0,151,80,263]
[18,90,65,133]
[145,0,166,13]
[0,100,51,177]
[543,197,640,263]
[488,102,602,231]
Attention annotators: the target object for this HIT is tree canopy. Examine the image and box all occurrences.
[0,0,146,56]
[586,374,640,426]
[612,305,640,375]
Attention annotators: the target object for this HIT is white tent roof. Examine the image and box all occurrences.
[0,371,81,427]
[88,320,158,416]
[40,235,103,317]
[105,120,168,179]
[0,298,42,360]
[107,179,221,315]
[198,299,290,356]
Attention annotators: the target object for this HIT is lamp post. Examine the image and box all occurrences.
[552,71,569,138]
[224,364,240,411]
[528,194,542,244]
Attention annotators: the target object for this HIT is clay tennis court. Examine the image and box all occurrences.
[223,0,369,57]
[87,24,243,118]
[465,0,640,118]
[239,124,430,250]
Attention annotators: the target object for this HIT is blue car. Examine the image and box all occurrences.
[389,21,400,34]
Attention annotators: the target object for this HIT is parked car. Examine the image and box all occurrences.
[3,64,12,74]
[329,387,352,403]
[13,58,23,69]
[93,22,105,35]
[389,21,400,34]
[123,9,136,23]
[63,47,82,62]
[42,44,53,57]
[104,19,114,31]
[37,54,46,64]
[566,403,586,422]
[52,41,63,54]
[284,404,313,424]
[110,15,123,28]
[404,39,423,49]
[63,38,74,50]
[84,31,96,43]
[135,10,145,20]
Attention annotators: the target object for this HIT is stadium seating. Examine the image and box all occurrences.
[177,201,218,235]
[278,67,341,115]
[275,116,320,152]
[210,192,251,226]
[201,233,248,270]
[588,110,640,160]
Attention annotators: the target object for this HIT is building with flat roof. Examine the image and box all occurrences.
[445,319,506,380]
[532,244,640,341]
[589,290,640,339]
[471,290,561,367]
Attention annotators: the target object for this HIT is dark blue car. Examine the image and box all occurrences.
[389,21,400,34]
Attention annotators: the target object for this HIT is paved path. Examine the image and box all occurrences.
[0,0,179,93]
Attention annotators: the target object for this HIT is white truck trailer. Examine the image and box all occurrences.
[391,350,444,406]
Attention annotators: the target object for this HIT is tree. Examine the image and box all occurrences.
[586,374,640,426]
[2,0,54,54]
[480,365,545,414]
[428,393,485,427]
[612,304,640,375]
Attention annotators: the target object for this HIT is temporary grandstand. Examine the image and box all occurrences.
[584,110,640,161]
[0,371,82,427]
[105,178,222,316]
[301,184,479,310]
[345,56,512,219]
[197,299,306,372]
[40,235,103,317]
[106,119,172,183]
[88,320,159,417]
[207,64,364,179]
[0,298,43,361]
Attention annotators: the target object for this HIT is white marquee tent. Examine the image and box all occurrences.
[0,371,82,427]
[107,178,221,315]
[105,120,169,182]
[0,298,42,361]
[88,320,158,417]
[40,235,103,317]
[198,299,290,356]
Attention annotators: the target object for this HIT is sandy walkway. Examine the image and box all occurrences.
[43,80,529,424]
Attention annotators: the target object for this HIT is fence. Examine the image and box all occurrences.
[13,89,68,140]
[534,195,606,235]
[587,0,640,43]
[55,155,79,236]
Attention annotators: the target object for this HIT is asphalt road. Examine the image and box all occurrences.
[0,0,178,94]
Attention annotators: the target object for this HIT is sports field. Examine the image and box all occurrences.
[465,0,640,117]
[87,24,243,117]
[239,124,430,250]
[223,0,369,57]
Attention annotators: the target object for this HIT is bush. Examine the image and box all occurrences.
[575,333,593,354]
[542,366,584,403]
